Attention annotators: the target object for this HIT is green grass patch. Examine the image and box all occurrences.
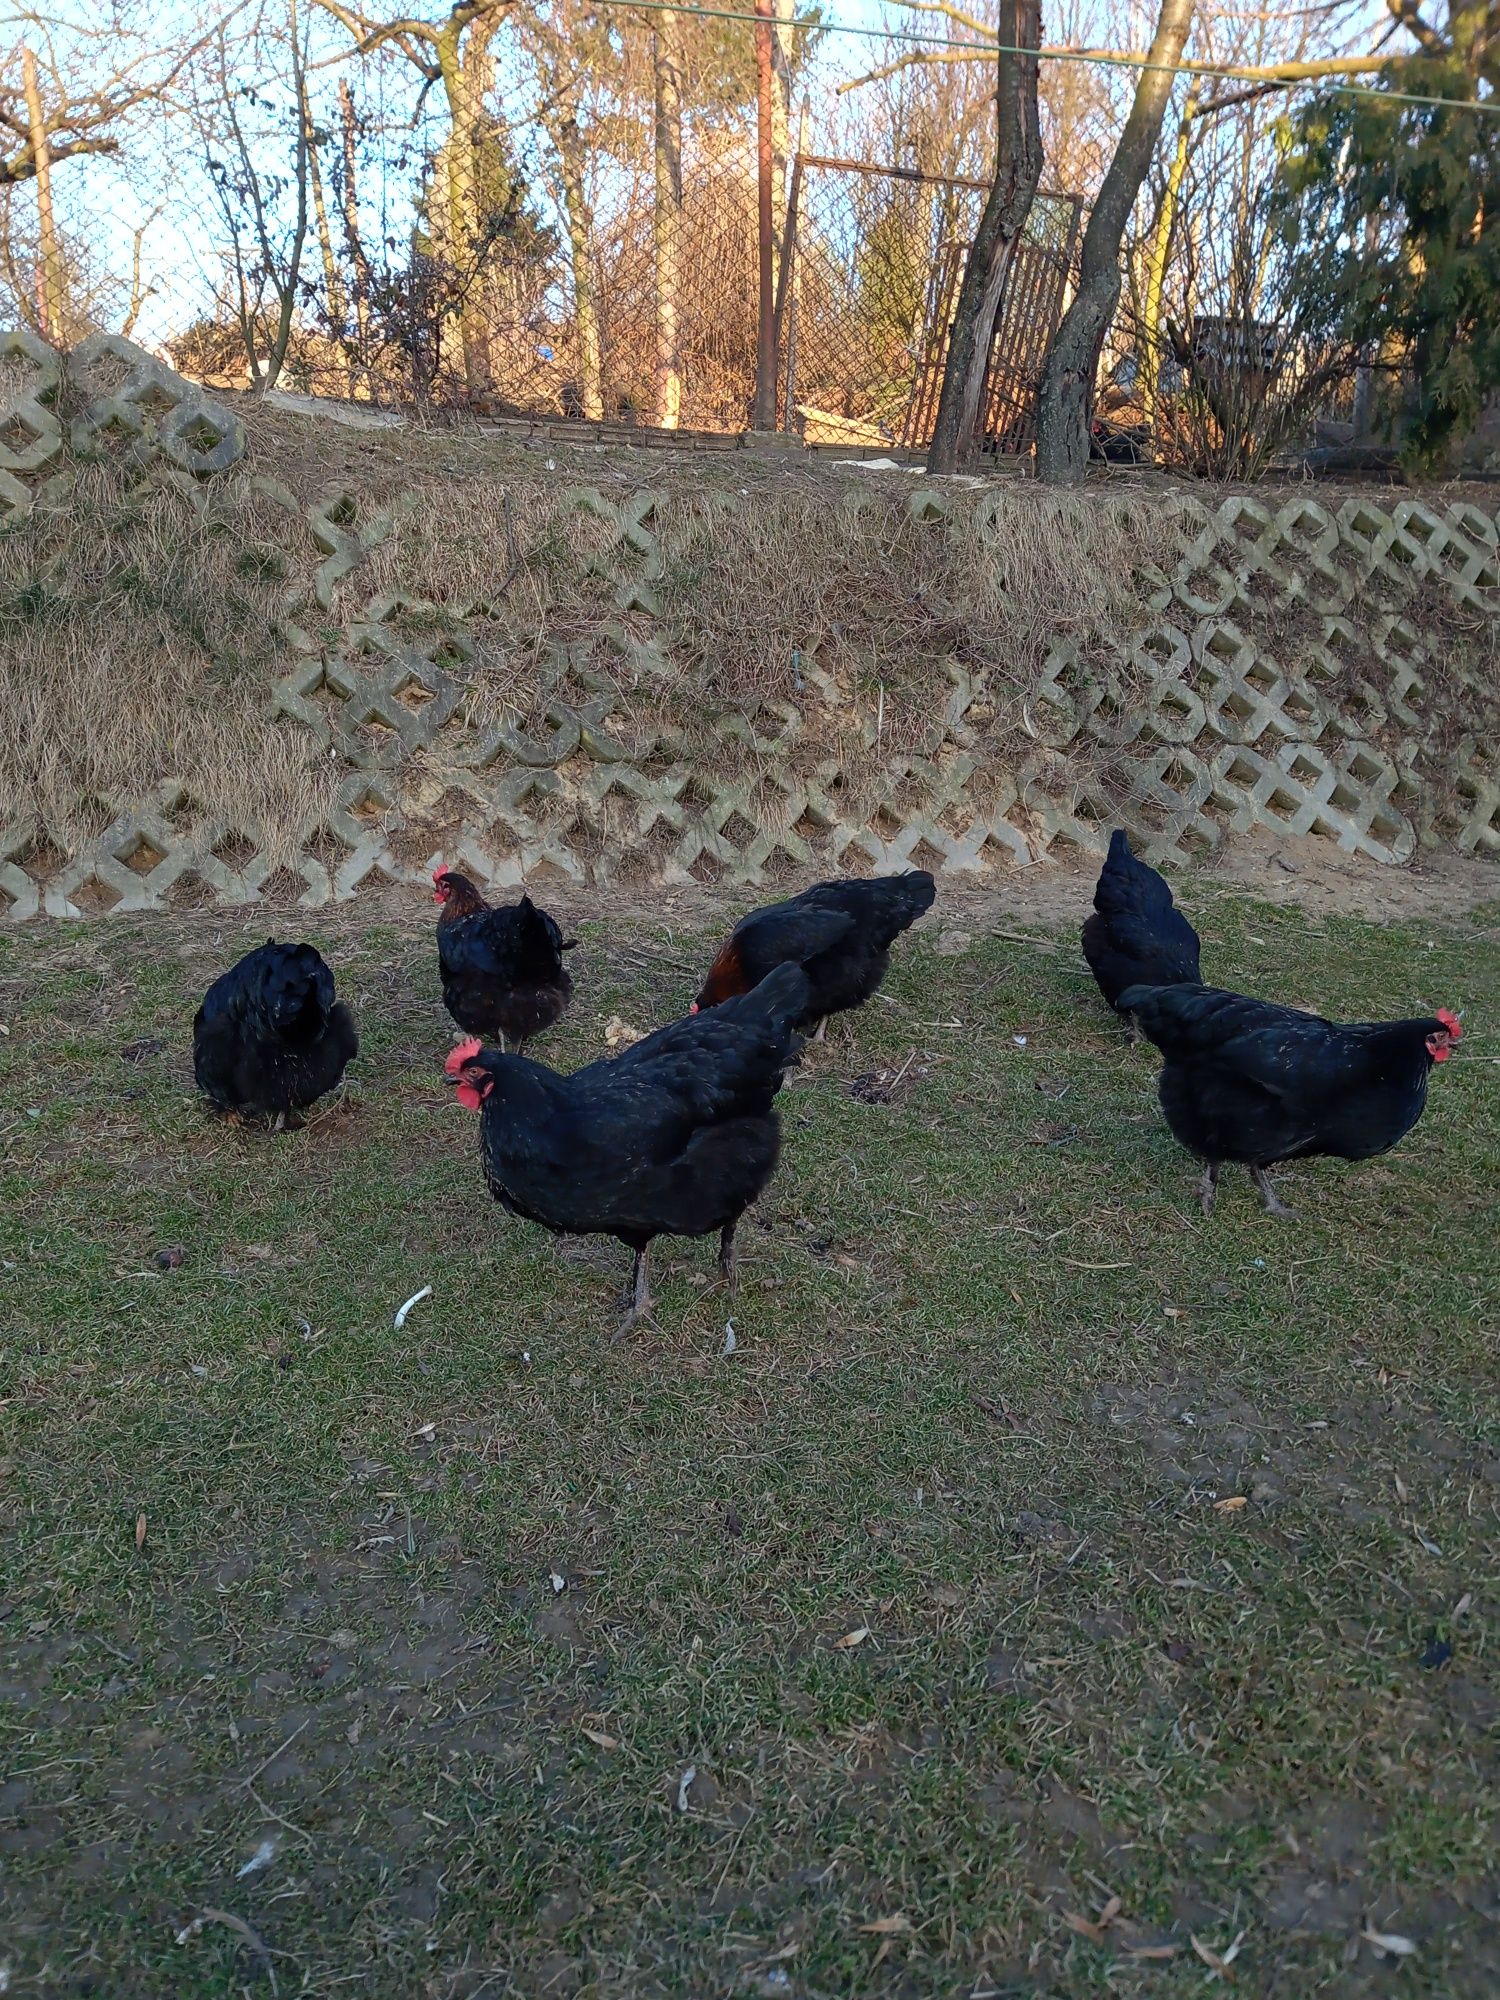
[0,890,1496,1997]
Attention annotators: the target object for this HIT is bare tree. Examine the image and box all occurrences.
[1034,0,1196,483]
[0,21,204,187]
[312,0,515,397]
[926,0,1042,474]
[521,0,608,420]
[192,1,312,393]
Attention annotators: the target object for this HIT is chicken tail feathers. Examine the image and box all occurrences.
[1094,828,1176,918]
[733,960,813,1035]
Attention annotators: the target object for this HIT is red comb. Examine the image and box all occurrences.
[431,863,449,884]
[1437,1008,1462,1040]
[444,1037,483,1074]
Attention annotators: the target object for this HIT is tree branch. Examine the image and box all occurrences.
[841,40,1417,97]
[0,132,119,184]
[1384,0,1449,57]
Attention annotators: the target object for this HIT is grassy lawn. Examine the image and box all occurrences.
[1,884,1496,1999]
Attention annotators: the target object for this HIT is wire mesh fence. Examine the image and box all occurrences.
[781,154,1079,449]
[0,2,1389,468]
[0,6,1092,453]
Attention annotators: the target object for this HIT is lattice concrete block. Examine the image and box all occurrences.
[68,334,247,475]
[5,473,1498,919]
[0,326,69,518]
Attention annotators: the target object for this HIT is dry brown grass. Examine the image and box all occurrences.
[3,395,1495,874]
[0,468,335,862]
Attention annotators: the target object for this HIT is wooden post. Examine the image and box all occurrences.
[22,46,63,341]
[753,0,777,431]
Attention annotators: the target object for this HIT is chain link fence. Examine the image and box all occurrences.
[0,8,1090,452]
[1,5,1386,467]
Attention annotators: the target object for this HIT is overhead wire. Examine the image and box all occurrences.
[596,0,1500,115]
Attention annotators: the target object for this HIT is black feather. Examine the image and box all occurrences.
[696,872,935,1024]
[438,888,574,1046]
[464,963,810,1252]
[1120,981,1448,1169]
[193,941,357,1117]
[1082,830,1201,1012]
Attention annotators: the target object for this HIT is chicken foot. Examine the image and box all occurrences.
[1198,1162,1220,1216]
[718,1222,738,1296]
[1251,1166,1298,1217]
[811,1018,826,1043]
[611,1248,653,1344]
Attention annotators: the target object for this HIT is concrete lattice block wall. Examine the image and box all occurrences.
[2,334,1497,920]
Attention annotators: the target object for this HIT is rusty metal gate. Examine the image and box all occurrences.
[778,154,1082,454]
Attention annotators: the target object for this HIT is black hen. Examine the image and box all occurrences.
[448,962,810,1337]
[1082,830,1201,1035]
[193,940,358,1123]
[433,867,576,1051]
[1119,981,1462,1215]
[692,872,935,1038]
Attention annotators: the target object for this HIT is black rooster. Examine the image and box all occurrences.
[433,867,576,1052]
[1082,829,1201,1038]
[1119,981,1462,1215]
[692,872,935,1039]
[193,940,358,1125]
[448,962,810,1337]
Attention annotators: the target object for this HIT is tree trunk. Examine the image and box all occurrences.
[337,79,369,388]
[436,18,498,400]
[301,69,347,355]
[1035,0,1197,484]
[1138,80,1198,435]
[257,0,312,393]
[926,0,1042,474]
[653,8,684,428]
[555,111,603,420]
[21,47,63,340]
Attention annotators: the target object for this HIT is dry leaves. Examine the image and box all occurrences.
[1214,1495,1248,1513]
[580,1727,620,1752]
[1190,1930,1245,1977]
[1063,1895,1121,1946]
[134,1512,147,1551]
[858,1915,913,1936]
[833,1626,871,1649]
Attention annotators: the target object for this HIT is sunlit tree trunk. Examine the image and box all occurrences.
[1139,81,1198,434]
[926,0,1042,473]
[653,6,684,428]
[1035,0,1197,483]
[555,112,603,419]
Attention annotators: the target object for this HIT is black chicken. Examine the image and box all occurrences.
[193,940,358,1125]
[1082,829,1201,1037]
[1119,981,1462,1215]
[433,867,576,1052]
[691,872,935,1039]
[447,962,811,1337]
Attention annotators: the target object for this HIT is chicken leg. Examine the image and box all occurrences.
[1251,1167,1297,1218]
[611,1247,653,1344]
[811,1018,826,1043]
[1198,1161,1220,1216]
[718,1222,738,1296]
